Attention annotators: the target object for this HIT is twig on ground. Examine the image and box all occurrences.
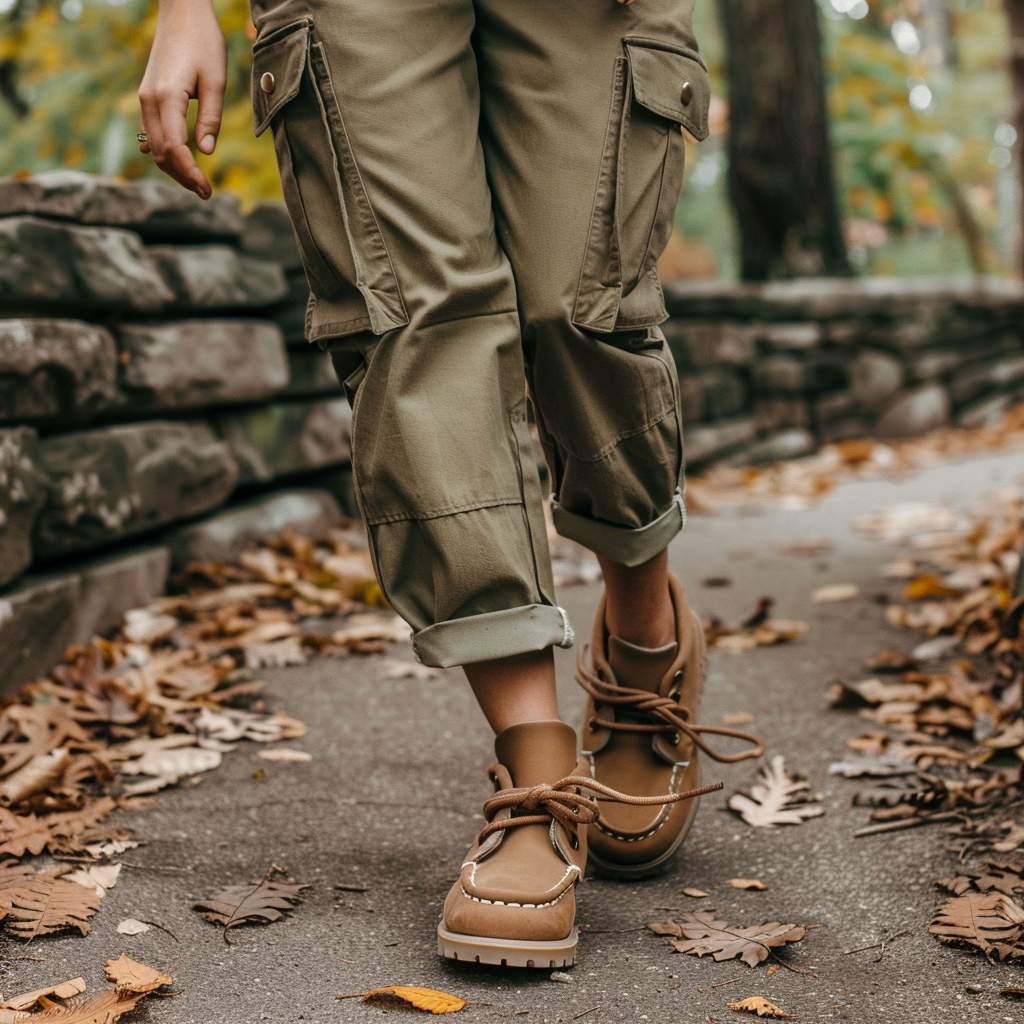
[854,812,960,837]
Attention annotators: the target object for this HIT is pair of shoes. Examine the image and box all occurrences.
[437,574,762,968]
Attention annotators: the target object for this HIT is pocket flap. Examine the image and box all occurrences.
[625,42,710,141]
[251,19,312,137]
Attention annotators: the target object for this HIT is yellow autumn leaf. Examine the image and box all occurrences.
[727,996,797,1019]
[345,986,466,1014]
[103,954,172,995]
[903,574,962,600]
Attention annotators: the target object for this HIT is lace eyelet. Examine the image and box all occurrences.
[671,731,681,745]
[588,717,598,731]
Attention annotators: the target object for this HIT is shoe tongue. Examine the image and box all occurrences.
[607,637,678,694]
[494,721,578,788]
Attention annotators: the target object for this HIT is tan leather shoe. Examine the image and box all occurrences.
[576,574,763,879]
[437,719,718,966]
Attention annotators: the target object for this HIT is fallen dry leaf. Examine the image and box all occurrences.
[194,873,307,932]
[104,954,172,994]
[65,863,121,898]
[729,879,768,891]
[811,583,859,604]
[724,713,756,725]
[727,995,797,1018]
[649,914,806,967]
[2,978,87,1012]
[930,892,1024,960]
[24,989,144,1023]
[353,987,466,1014]
[256,749,312,763]
[116,918,151,936]
[728,756,825,828]
[0,876,103,940]
[379,660,444,681]
[683,887,710,898]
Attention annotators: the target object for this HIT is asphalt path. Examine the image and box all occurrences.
[5,448,1024,1024]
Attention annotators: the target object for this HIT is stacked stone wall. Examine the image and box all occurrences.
[2,170,1024,691]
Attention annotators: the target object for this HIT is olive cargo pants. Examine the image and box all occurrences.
[249,0,710,667]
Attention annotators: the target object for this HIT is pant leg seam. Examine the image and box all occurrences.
[364,496,522,526]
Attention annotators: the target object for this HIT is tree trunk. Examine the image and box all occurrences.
[1003,0,1024,272]
[716,0,850,281]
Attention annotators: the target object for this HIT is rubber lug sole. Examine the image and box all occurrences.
[437,924,577,968]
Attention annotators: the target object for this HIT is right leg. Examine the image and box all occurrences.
[249,0,581,965]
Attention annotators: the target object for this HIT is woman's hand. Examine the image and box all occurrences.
[138,0,227,199]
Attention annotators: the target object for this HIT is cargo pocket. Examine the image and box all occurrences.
[572,39,710,335]
[252,20,409,342]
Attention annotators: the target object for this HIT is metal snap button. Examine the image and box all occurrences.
[680,81,693,105]
[260,72,276,94]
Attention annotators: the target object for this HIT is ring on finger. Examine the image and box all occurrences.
[137,132,148,143]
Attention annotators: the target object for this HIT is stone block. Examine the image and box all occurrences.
[684,417,757,466]
[0,217,172,315]
[283,348,342,399]
[0,571,81,694]
[813,390,856,424]
[32,422,239,561]
[753,398,810,433]
[663,320,756,368]
[165,489,342,570]
[0,428,47,588]
[875,384,950,438]
[662,280,767,320]
[955,393,1016,430]
[117,321,289,413]
[75,546,170,641]
[146,246,288,312]
[0,171,243,242]
[0,319,118,424]
[752,354,847,394]
[213,399,352,486]
[755,322,822,351]
[728,428,817,467]
[678,376,705,423]
[850,350,903,409]
[819,415,873,444]
[241,202,304,273]
[946,353,1024,407]
[277,302,310,347]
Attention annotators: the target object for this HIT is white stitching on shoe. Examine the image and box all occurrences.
[459,885,571,909]
[465,861,580,893]
[592,764,692,842]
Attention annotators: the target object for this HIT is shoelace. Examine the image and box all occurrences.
[576,645,765,764]
[478,775,724,842]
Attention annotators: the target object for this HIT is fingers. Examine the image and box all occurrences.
[139,82,212,199]
[195,67,225,155]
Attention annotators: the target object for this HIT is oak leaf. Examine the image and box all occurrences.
[358,987,466,1014]
[727,996,797,1018]
[728,756,825,828]
[0,877,103,940]
[0,811,51,858]
[653,913,806,967]
[930,892,1024,960]
[103,954,172,994]
[194,876,307,931]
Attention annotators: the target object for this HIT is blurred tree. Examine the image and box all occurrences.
[1003,0,1024,269]
[716,0,851,280]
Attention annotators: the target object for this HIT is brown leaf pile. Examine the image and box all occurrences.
[827,484,1024,961]
[0,525,405,940]
[687,404,1024,513]
[647,914,806,967]
[0,956,172,1023]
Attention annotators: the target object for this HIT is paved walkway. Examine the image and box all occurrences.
[6,449,1024,1023]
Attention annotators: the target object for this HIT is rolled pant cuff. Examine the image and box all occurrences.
[551,490,686,568]
[411,604,574,669]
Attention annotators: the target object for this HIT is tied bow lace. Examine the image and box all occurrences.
[478,775,724,842]
[576,645,765,764]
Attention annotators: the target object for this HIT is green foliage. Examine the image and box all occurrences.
[0,0,281,206]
